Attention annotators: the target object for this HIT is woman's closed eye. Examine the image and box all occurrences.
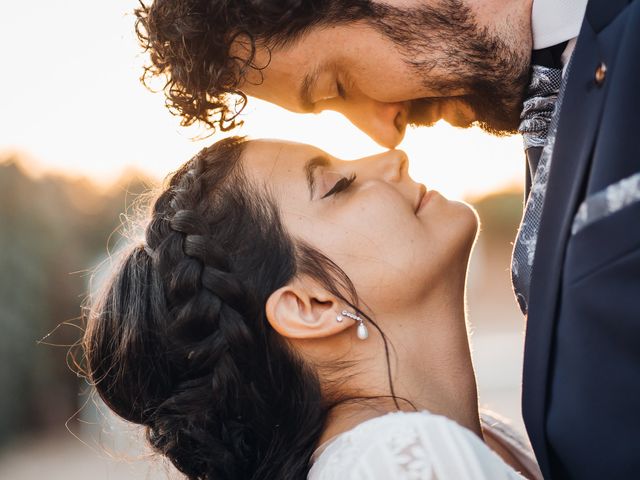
[321,173,357,199]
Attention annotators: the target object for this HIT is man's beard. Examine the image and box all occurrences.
[371,0,530,136]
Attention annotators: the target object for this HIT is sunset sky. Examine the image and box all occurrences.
[0,0,525,200]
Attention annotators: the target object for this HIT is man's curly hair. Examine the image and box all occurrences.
[135,0,378,133]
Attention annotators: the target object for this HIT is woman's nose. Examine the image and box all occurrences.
[360,149,409,182]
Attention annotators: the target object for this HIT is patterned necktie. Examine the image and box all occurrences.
[511,60,568,315]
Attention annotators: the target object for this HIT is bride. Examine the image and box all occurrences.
[83,136,541,479]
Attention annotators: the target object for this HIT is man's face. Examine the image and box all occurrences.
[240,0,532,148]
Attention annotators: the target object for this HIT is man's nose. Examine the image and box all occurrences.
[337,98,407,149]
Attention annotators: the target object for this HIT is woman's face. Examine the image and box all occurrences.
[242,140,478,313]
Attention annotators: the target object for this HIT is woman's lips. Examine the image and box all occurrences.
[415,184,433,213]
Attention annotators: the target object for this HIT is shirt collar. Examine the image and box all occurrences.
[531,0,589,50]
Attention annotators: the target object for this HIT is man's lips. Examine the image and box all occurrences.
[408,99,442,126]
[408,97,476,128]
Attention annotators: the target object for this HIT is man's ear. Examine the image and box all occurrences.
[265,278,350,339]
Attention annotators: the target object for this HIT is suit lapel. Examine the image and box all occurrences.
[522,17,608,477]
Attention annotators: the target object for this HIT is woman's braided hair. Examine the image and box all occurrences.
[83,137,362,479]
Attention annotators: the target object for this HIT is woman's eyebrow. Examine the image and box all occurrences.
[304,155,330,199]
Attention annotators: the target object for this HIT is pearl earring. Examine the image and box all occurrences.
[337,310,369,340]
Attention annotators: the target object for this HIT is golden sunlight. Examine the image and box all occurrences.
[0,0,524,200]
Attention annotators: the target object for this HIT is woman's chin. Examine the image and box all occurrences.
[438,193,480,236]
[442,199,480,258]
[458,201,480,237]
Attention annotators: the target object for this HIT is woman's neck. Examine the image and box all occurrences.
[317,280,481,448]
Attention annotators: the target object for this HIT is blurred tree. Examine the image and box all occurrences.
[0,156,151,447]
[471,190,524,241]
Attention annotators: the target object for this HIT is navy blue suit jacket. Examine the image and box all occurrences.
[522,0,640,478]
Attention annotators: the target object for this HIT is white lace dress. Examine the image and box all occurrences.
[308,411,541,480]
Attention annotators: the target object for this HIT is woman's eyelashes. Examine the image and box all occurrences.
[321,173,357,199]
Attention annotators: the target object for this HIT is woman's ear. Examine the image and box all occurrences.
[265,278,351,339]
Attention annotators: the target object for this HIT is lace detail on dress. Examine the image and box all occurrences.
[308,411,528,480]
[387,426,436,479]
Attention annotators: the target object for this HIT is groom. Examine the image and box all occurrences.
[137,0,640,478]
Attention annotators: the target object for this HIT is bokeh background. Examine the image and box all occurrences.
[1,1,528,478]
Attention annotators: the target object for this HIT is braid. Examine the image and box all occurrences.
[144,141,268,477]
